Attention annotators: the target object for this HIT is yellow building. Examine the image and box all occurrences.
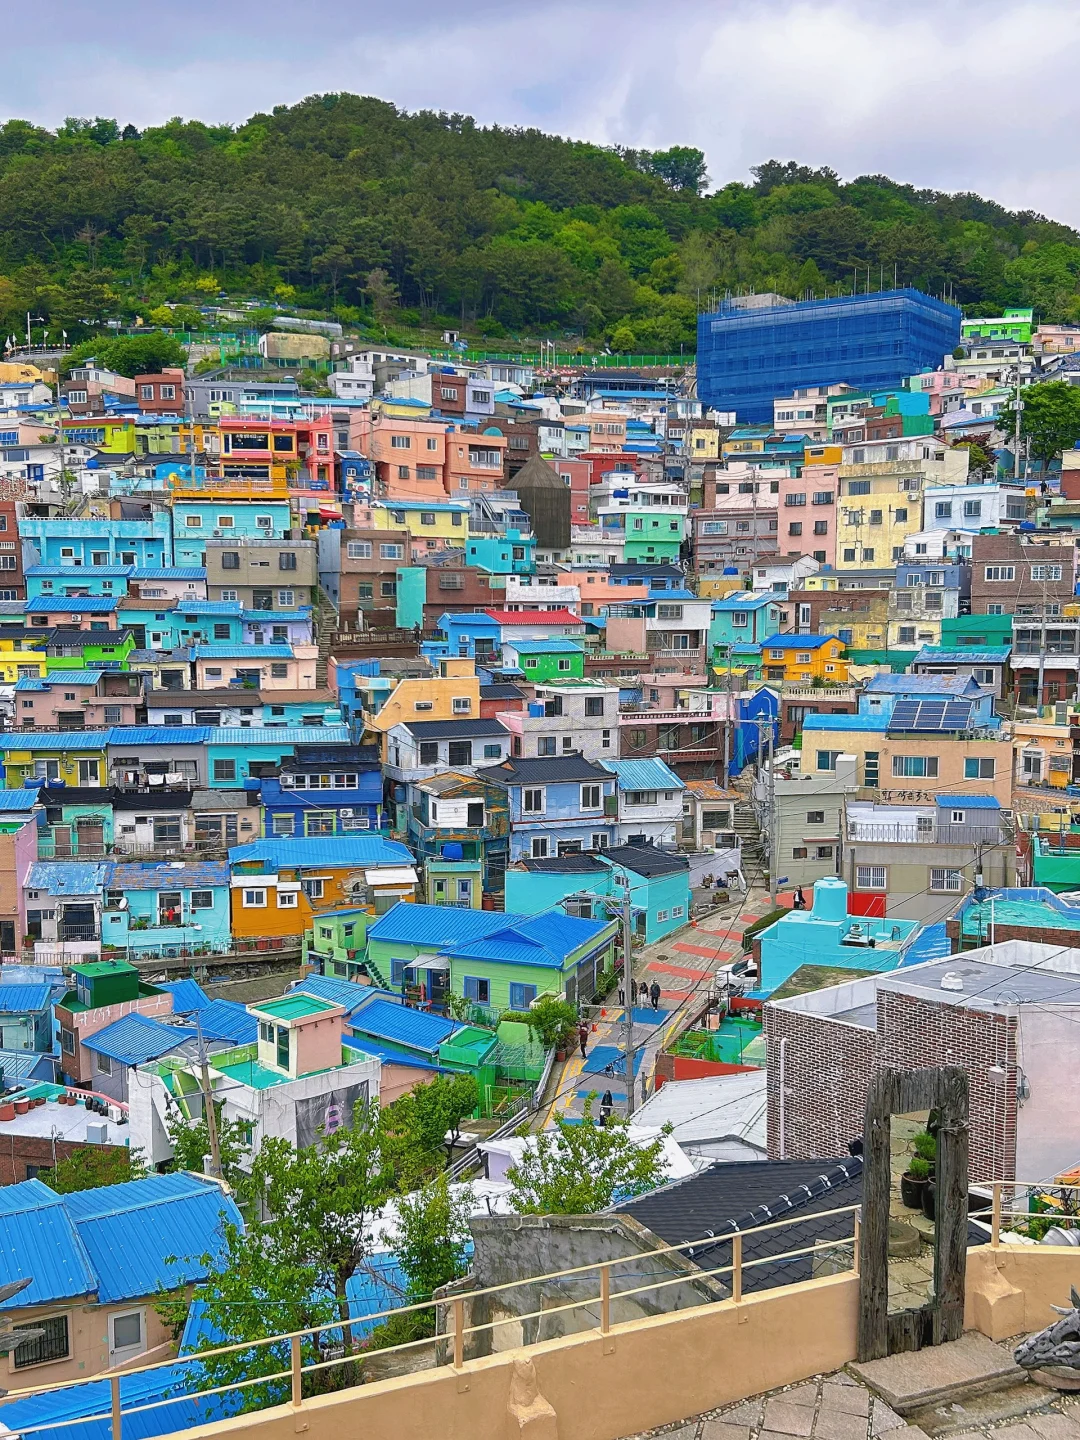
[760,634,849,685]
[363,658,482,762]
[0,734,108,789]
[687,425,720,461]
[696,576,747,600]
[820,607,887,651]
[371,501,469,554]
[834,462,924,570]
[61,418,135,455]
[0,637,48,685]
[371,396,434,421]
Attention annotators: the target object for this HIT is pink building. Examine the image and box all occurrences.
[194,644,318,691]
[779,465,838,568]
[353,413,449,502]
[444,426,508,497]
[15,671,143,730]
[562,567,648,619]
[551,458,592,528]
[248,993,346,1078]
[906,371,968,416]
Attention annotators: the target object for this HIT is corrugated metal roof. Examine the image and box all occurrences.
[105,727,212,745]
[503,637,583,653]
[368,903,509,947]
[62,1173,243,1304]
[0,732,108,750]
[0,1048,54,1082]
[760,633,837,650]
[601,758,685,792]
[0,982,52,1013]
[865,674,981,696]
[341,1037,446,1073]
[131,567,207,579]
[291,974,374,1016]
[475,754,611,785]
[171,600,243,615]
[26,566,134,578]
[351,998,460,1055]
[192,644,295,658]
[16,671,108,689]
[26,860,112,895]
[0,1180,97,1308]
[368,903,610,966]
[159,979,211,1013]
[196,999,258,1045]
[934,795,1001,809]
[110,860,230,890]
[711,593,777,611]
[25,596,116,612]
[914,646,1010,663]
[228,836,413,867]
[210,726,351,745]
[80,1014,193,1065]
[482,609,581,625]
[0,789,41,810]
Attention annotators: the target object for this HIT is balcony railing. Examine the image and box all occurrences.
[847,823,1008,845]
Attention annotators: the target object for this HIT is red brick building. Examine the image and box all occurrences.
[969,533,1076,616]
[133,368,185,416]
[0,499,25,597]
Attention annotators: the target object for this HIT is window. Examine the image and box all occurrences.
[523,788,544,813]
[1031,564,1063,581]
[847,480,871,495]
[452,696,471,713]
[812,491,834,505]
[103,706,122,723]
[869,509,883,526]
[448,740,473,767]
[185,515,203,529]
[856,865,886,890]
[862,548,875,562]
[816,750,839,771]
[347,541,372,559]
[390,434,411,448]
[463,976,490,1003]
[220,551,240,570]
[842,548,856,563]
[279,553,297,571]
[78,760,99,785]
[538,736,556,756]
[270,663,289,679]
[894,508,908,523]
[785,493,806,507]
[243,889,267,907]
[580,784,602,809]
[792,847,808,859]
[213,759,237,782]
[96,1051,112,1074]
[892,755,939,778]
[379,543,404,560]
[584,696,604,716]
[380,581,396,598]
[509,982,537,1011]
[931,868,963,893]
[788,522,803,536]
[278,590,294,606]
[964,757,995,779]
[221,589,237,602]
[13,1314,70,1369]
[530,836,549,858]
[807,810,825,824]
[301,878,324,900]
[813,520,828,535]
[935,501,952,520]
[417,465,438,480]
[984,565,1014,581]
[815,845,834,860]
[963,499,982,519]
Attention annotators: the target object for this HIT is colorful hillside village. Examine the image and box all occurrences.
[6,306,1080,1438]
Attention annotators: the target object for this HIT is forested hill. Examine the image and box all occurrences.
[1,91,1080,349]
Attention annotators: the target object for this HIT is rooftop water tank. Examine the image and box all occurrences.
[528,703,544,718]
[810,876,849,921]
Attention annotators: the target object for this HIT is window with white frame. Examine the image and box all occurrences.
[1031,564,1063,581]
[580,784,602,810]
[856,865,886,890]
[930,868,963,892]
[984,565,1015,581]
[242,889,267,907]
[346,541,372,559]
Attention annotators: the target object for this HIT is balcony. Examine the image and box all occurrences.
[651,647,702,660]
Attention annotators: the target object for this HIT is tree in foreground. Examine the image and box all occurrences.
[380,1073,479,1188]
[999,381,1080,467]
[506,1099,669,1214]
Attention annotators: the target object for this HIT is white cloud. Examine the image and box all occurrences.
[5,0,1080,224]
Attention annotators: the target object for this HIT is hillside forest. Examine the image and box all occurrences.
[2,93,1080,350]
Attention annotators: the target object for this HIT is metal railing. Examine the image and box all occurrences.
[0,1202,862,1440]
[980,1178,1080,1247]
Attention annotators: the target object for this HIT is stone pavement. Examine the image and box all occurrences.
[614,1355,1080,1440]
[537,883,779,1128]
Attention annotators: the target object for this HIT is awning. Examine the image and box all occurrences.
[366,866,418,887]
[417,956,450,974]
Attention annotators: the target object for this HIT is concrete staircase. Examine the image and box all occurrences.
[733,801,765,867]
[312,588,339,690]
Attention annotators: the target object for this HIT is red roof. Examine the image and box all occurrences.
[482,608,582,626]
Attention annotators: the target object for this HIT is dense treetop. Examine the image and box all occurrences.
[1,93,1079,350]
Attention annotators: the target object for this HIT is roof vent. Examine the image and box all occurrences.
[939,971,964,992]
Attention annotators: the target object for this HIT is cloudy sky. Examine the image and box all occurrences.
[6,0,1080,224]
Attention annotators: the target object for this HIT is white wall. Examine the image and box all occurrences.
[1016,1006,1080,1181]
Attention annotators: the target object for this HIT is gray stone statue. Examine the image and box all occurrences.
[1015,1288,1080,1375]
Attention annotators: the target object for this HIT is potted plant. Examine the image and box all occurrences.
[922,1177,937,1221]
[901,1155,931,1209]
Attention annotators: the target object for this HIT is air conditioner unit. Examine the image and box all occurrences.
[340,808,353,817]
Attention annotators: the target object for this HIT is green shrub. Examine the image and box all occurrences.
[912,1131,937,1162]
[907,1156,931,1181]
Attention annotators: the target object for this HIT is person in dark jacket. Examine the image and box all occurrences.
[578,1022,589,1058]
[649,981,661,1010]
[599,1090,614,1125]
[638,980,649,1004]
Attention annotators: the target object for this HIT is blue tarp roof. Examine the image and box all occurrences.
[80,1014,193,1066]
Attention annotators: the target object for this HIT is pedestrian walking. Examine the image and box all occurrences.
[578,1022,589,1059]
[618,984,625,1007]
[793,885,806,911]
[640,1072,649,1105]
[638,980,648,1004]
[649,981,661,1010]
[599,1090,614,1125]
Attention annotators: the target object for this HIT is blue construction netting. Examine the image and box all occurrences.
[696,289,961,424]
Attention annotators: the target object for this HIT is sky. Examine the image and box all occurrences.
[6,0,1080,225]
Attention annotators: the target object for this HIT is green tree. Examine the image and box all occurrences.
[380,1073,479,1186]
[76,331,187,377]
[999,381,1080,466]
[645,146,709,194]
[48,1145,149,1194]
[394,1175,473,1303]
[506,1100,669,1214]
[165,1107,252,1193]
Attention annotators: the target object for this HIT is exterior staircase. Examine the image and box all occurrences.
[733,800,764,867]
[313,588,339,690]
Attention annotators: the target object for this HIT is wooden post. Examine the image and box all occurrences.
[853,1211,861,1276]
[731,1234,743,1304]
[991,1181,1002,1247]
[452,1298,464,1369]
[291,1334,302,1408]
[600,1264,611,1334]
[110,1373,122,1440]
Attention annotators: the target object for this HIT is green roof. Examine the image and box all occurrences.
[250,994,341,1022]
[769,964,878,1001]
[72,960,138,978]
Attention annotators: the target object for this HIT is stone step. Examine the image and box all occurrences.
[904,1382,1051,1436]
[850,1333,1025,1416]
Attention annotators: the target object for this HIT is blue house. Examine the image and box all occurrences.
[104,860,232,959]
[20,515,174,568]
[171,501,292,567]
[25,565,135,601]
[242,608,314,646]
[474,754,617,860]
[465,529,537,575]
[505,843,691,944]
[204,724,352,787]
[860,673,996,727]
[422,611,503,664]
[606,562,687,593]
[710,592,787,654]
[756,876,919,993]
[256,743,384,837]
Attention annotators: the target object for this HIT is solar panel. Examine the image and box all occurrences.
[943,701,974,730]
[891,699,973,732]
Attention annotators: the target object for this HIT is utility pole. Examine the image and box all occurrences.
[1013,362,1024,482]
[621,882,636,1118]
[766,722,777,908]
[192,1008,222,1179]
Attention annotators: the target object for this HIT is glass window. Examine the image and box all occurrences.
[856,865,886,890]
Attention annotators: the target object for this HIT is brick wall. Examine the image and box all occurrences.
[946,918,1080,952]
[0,1132,127,1185]
[969,534,1075,615]
[764,1006,875,1159]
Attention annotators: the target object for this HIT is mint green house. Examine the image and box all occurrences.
[302,906,372,981]
[364,902,617,1014]
[503,637,584,682]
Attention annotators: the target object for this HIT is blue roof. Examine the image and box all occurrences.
[934,795,1001,809]
[368,906,613,969]
[16,671,109,690]
[159,978,211,1013]
[171,599,242,615]
[25,860,112,895]
[109,860,230,890]
[210,726,350,745]
[61,1173,243,1304]
[0,982,52,1013]
[711,593,778,612]
[80,1014,193,1066]
[342,1037,447,1073]
[760,633,838,649]
[131,567,207,580]
[914,646,1010,663]
[230,836,413,868]
[26,565,133,578]
[801,713,889,732]
[291,973,374,1017]
[367,904,509,947]
[0,1181,96,1307]
[0,1048,54,1082]
[105,726,212,745]
[0,1362,226,1440]
[601,757,685,792]
[864,674,982,696]
[350,998,461,1055]
[504,637,584,653]
[375,500,469,512]
[192,644,295,659]
[196,999,258,1045]
[0,732,108,750]
[0,788,41,810]
[25,596,117,612]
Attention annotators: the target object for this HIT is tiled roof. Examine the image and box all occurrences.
[475,754,611,785]
[603,844,690,878]
[401,718,508,740]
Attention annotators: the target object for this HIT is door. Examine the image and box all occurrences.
[109,1309,146,1368]
[52,826,73,858]
[77,817,105,854]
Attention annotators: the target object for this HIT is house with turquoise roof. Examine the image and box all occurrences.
[710,592,787,657]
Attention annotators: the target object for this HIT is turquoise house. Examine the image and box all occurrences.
[19,515,173,567]
[505,843,691,945]
[104,860,232,958]
[242,608,313,646]
[171,501,293,567]
[756,877,920,993]
[116,599,245,651]
[205,724,351,786]
[25,565,134,601]
[710,593,787,656]
[394,567,427,630]
[465,530,537,575]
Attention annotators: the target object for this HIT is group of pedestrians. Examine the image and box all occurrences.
[616,979,662,1010]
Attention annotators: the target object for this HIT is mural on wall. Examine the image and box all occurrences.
[295,1081,369,1149]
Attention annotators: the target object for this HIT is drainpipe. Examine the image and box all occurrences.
[778,1036,787,1159]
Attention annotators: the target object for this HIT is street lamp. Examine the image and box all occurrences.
[25,314,45,349]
